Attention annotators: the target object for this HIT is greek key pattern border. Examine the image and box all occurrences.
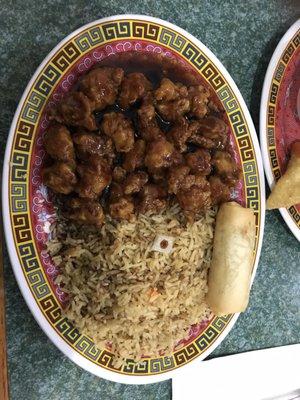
[9,19,261,375]
[266,27,300,227]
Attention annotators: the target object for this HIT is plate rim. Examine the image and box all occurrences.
[259,18,300,242]
[2,13,265,384]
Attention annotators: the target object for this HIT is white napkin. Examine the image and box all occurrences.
[172,344,300,400]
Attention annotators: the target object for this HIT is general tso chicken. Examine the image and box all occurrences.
[42,56,241,226]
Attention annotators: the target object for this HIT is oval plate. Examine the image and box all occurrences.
[260,19,300,242]
[2,15,265,384]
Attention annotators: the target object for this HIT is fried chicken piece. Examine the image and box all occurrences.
[155,78,188,102]
[73,131,115,164]
[151,168,168,184]
[209,176,232,205]
[168,117,192,152]
[155,78,190,121]
[101,112,134,153]
[109,182,124,202]
[144,138,175,171]
[68,198,104,226]
[108,182,135,220]
[189,116,228,150]
[156,98,190,122]
[76,157,111,199]
[167,162,212,214]
[112,166,127,183]
[42,162,76,195]
[43,123,75,164]
[109,196,135,220]
[138,103,163,142]
[123,171,148,195]
[167,165,194,194]
[50,92,97,131]
[188,129,215,149]
[123,139,146,172]
[137,184,167,215]
[118,72,152,109]
[185,148,211,176]
[212,150,240,183]
[176,175,211,214]
[171,149,184,167]
[188,85,210,119]
[79,67,124,111]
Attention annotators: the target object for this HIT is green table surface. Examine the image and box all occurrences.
[1,1,300,399]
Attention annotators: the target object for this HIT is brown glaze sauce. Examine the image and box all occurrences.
[92,51,224,141]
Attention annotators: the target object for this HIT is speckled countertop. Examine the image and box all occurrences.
[0,1,300,399]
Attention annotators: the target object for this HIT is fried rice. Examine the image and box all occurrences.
[47,204,216,364]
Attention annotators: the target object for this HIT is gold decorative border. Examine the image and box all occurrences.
[266,28,300,228]
[8,19,261,375]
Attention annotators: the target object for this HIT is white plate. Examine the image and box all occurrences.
[260,19,300,241]
[2,14,265,383]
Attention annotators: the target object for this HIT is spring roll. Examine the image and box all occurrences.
[207,202,256,316]
[267,141,300,209]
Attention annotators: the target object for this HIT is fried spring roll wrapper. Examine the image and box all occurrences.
[267,141,300,209]
[207,202,256,316]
